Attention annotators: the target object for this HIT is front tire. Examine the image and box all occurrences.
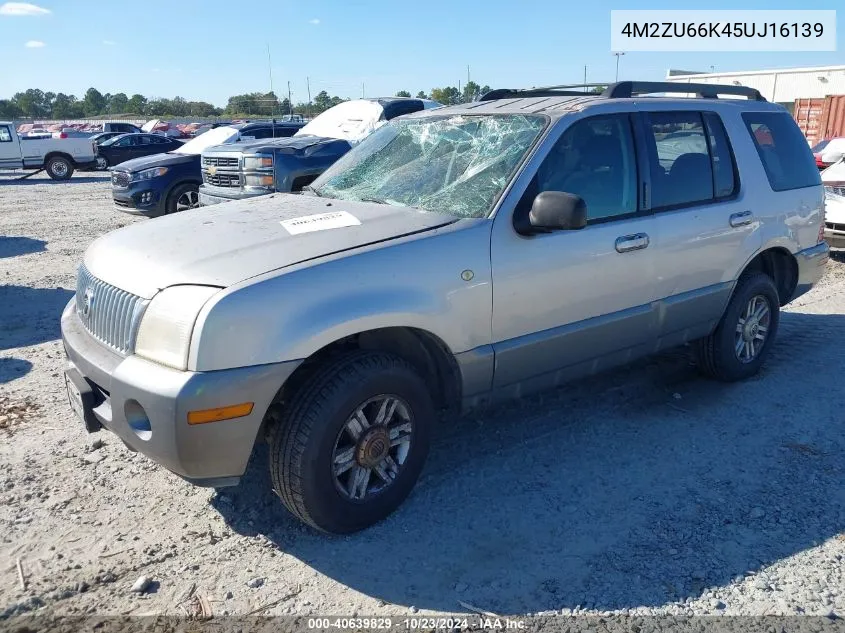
[697,272,780,381]
[95,156,108,171]
[165,183,199,214]
[46,156,74,181]
[268,351,434,533]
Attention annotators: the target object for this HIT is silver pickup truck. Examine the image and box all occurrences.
[61,81,828,533]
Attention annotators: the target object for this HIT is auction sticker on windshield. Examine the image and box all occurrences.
[280,211,362,235]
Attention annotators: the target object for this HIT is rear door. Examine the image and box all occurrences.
[641,109,760,343]
[0,124,23,169]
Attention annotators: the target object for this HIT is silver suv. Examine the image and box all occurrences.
[61,81,829,533]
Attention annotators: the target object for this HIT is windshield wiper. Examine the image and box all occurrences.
[302,185,323,197]
[359,196,388,205]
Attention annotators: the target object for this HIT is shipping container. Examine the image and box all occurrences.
[794,98,825,147]
[821,95,845,142]
[794,95,845,147]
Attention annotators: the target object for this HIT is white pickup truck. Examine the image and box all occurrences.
[0,121,98,180]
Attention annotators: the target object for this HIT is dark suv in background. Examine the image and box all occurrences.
[111,121,303,217]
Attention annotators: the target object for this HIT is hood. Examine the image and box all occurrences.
[84,193,459,299]
[110,152,198,173]
[822,159,845,183]
[205,134,351,157]
[173,126,240,155]
[295,99,385,143]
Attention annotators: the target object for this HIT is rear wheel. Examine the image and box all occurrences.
[95,156,108,171]
[165,183,199,214]
[46,156,74,181]
[268,351,434,533]
[697,272,780,381]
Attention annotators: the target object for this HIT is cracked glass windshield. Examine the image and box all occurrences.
[310,114,546,218]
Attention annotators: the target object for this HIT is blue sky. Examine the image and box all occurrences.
[0,0,842,106]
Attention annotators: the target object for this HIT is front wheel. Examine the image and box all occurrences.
[268,351,434,533]
[165,183,199,214]
[95,156,108,171]
[46,156,74,181]
[697,272,780,381]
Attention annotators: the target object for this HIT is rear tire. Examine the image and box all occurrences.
[268,351,434,533]
[697,272,780,381]
[95,156,108,171]
[46,156,74,181]
[165,183,199,214]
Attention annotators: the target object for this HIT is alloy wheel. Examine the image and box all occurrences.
[176,190,199,211]
[331,395,413,501]
[734,294,771,363]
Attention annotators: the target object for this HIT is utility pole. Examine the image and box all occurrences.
[306,76,311,119]
[467,65,470,86]
[361,82,365,98]
[584,65,587,86]
[287,81,292,116]
[613,52,625,82]
[267,43,276,132]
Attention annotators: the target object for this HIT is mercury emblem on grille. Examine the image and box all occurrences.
[81,287,94,322]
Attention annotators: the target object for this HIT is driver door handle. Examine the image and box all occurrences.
[615,233,650,253]
[730,210,754,227]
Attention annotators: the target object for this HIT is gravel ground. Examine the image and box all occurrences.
[0,173,843,621]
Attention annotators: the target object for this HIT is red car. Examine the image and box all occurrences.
[812,138,845,170]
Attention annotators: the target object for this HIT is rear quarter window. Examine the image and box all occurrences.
[742,112,820,192]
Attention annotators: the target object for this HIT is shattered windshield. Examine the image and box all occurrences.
[311,114,546,218]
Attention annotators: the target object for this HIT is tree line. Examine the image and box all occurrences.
[0,81,495,121]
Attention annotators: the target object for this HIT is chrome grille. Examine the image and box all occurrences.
[203,156,239,167]
[825,185,845,197]
[112,171,130,188]
[75,265,146,355]
[203,172,240,187]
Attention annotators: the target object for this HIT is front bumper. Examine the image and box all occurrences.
[198,184,268,207]
[61,300,300,486]
[790,241,830,302]
[824,224,845,249]
[112,182,166,218]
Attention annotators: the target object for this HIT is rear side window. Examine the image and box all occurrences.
[0,125,11,142]
[644,112,712,208]
[742,112,821,191]
[643,111,739,209]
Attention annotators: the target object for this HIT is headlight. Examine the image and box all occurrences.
[131,166,169,182]
[243,154,273,170]
[135,285,220,370]
[244,174,274,188]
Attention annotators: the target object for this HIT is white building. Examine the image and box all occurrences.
[665,65,845,110]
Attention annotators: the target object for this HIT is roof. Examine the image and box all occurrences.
[405,95,605,118]
[403,81,777,119]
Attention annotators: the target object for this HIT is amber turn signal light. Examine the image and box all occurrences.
[187,402,254,425]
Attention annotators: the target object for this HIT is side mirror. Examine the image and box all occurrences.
[525,191,587,234]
